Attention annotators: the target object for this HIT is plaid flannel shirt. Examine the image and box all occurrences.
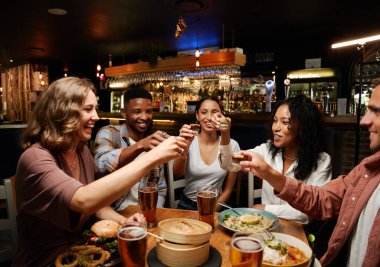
[94,123,167,210]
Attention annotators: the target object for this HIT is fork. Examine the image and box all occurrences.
[218,201,242,216]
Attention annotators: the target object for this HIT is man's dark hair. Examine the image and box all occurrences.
[124,86,152,105]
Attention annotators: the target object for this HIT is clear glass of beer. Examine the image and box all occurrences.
[230,232,264,267]
[138,181,158,228]
[196,185,218,230]
[117,221,147,267]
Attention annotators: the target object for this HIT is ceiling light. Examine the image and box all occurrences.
[48,8,68,16]
[331,34,380,49]
[195,48,200,58]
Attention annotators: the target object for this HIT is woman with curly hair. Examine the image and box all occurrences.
[218,94,331,223]
[13,77,187,266]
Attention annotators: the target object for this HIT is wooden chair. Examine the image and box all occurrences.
[248,172,262,207]
[0,178,18,262]
[166,160,186,208]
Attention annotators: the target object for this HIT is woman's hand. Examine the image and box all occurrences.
[151,136,189,163]
[125,213,146,224]
[178,124,196,153]
[211,112,231,133]
[179,124,195,139]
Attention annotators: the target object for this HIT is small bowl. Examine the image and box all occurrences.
[258,232,312,267]
[156,240,210,267]
[158,218,212,245]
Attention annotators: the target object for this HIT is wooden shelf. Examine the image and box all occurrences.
[105,51,246,77]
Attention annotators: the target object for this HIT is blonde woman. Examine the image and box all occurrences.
[13,77,187,266]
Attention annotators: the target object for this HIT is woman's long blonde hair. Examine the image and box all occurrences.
[22,77,95,153]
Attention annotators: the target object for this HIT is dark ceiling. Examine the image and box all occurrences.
[1,0,380,75]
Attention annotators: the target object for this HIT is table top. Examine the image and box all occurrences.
[120,206,308,267]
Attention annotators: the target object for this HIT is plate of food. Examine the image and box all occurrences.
[252,232,312,267]
[52,220,122,267]
[218,207,279,233]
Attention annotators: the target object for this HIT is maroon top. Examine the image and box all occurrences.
[13,143,95,266]
[278,151,380,267]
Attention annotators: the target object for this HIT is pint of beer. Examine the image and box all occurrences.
[196,185,218,229]
[118,221,147,267]
[138,181,158,228]
[230,233,264,267]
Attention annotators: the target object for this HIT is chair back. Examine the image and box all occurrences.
[166,160,186,208]
[248,172,262,207]
[0,178,18,262]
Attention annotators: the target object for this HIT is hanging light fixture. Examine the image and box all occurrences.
[195,17,200,67]
[96,64,101,77]
[195,48,200,58]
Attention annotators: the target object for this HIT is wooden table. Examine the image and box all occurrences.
[120,206,307,267]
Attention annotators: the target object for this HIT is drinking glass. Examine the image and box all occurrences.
[190,123,200,135]
[117,221,147,267]
[232,153,245,171]
[196,185,218,229]
[230,232,264,267]
[138,181,158,228]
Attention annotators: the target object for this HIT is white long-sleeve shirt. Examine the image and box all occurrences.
[219,142,332,224]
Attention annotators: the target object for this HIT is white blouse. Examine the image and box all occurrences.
[220,142,332,224]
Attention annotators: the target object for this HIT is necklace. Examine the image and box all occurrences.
[65,153,78,170]
[283,154,297,161]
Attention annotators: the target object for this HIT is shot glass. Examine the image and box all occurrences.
[138,181,158,228]
[232,153,245,171]
[230,232,264,267]
[118,221,147,267]
[219,116,230,130]
[190,123,201,136]
[196,185,218,229]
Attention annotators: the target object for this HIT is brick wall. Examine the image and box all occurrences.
[340,129,372,175]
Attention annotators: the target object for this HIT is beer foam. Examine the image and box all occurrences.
[119,226,146,240]
[234,238,262,251]
[198,191,217,198]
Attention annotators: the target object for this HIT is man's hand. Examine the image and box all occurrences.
[141,130,170,151]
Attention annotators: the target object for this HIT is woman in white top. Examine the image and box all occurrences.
[218,95,332,223]
[173,96,240,210]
